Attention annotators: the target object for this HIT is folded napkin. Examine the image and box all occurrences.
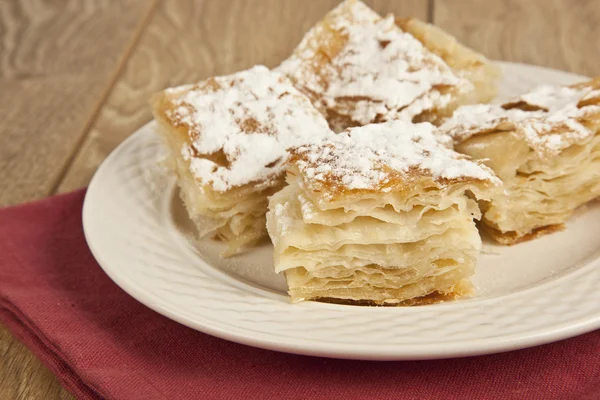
[0,190,599,400]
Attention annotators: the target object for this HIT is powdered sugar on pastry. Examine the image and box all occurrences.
[440,79,600,157]
[277,0,471,128]
[292,120,500,195]
[163,66,333,192]
[438,105,535,142]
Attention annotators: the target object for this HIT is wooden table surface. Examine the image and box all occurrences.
[1,0,599,398]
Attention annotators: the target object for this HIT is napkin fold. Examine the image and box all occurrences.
[0,190,599,400]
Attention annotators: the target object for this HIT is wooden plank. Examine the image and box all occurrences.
[0,325,72,400]
[57,0,429,192]
[433,0,600,76]
[0,0,157,207]
[0,1,158,398]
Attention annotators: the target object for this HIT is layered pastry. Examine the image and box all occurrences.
[440,78,600,244]
[266,120,500,305]
[276,0,499,131]
[151,66,333,256]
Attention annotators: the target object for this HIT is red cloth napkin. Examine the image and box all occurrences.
[0,190,599,400]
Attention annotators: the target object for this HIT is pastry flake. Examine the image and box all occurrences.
[396,17,500,107]
[151,66,333,256]
[440,78,600,244]
[276,0,499,131]
[267,120,500,305]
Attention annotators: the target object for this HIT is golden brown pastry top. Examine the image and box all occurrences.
[152,66,332,192]
[276,0,472,131]
[289,120,500,201]
[440,77,600,158]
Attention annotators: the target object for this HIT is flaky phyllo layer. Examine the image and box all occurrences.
[151,66,332,256]
[267,120,500,305]
[157,120,282,255]
[269,174,488,304]
[276,0,499,131]
[442,78,600,244]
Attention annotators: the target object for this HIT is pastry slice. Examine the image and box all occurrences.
[440,78,600,244]
[396,18,499,108]
[266,120,500,305]
[276,0,499,131]
[151,66,333,256]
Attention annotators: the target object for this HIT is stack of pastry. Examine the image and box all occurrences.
[151,66,332,255]
[266,120,500,304]
[277,0,499,131]
[440,78,600,243]
[151,0,499,260]
[150,0,600,306]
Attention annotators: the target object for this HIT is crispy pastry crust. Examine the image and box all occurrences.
[482,224,565,245]
[277,0,499,130]
[442,77,600,244]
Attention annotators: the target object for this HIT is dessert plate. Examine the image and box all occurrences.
[83,62,600,360]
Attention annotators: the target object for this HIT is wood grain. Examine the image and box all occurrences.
[433,0,600,77]
[57,0,429,192]
[0,325,72,400]
[0,0,157,207]
[0,1,158,399]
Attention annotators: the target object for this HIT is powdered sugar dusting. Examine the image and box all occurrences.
[273,202,293,235]
[440,80,600,157]
[164,66,332,192]
[520,85,589,111]
[439,105,533,142]
[293,120,499,194]
[276,0,471,128]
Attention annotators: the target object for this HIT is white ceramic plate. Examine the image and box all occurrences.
[83,62,600,360]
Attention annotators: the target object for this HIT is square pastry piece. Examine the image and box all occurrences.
[276,0,499,131]
[152,66,332,256]
[267,120,500,305]
[440,78,600,244]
